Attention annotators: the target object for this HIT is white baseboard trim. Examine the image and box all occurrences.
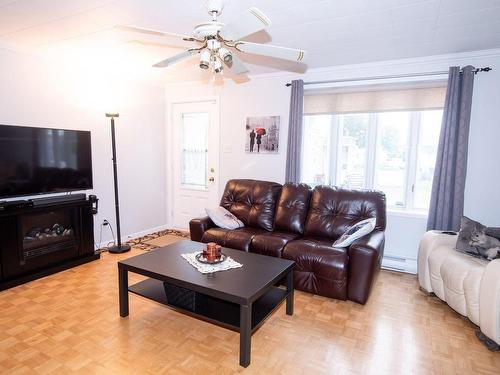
[382,254,417,274]
[95,224,170,250]
[124,224,170,242]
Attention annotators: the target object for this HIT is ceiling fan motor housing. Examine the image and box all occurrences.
[193,21,224,39]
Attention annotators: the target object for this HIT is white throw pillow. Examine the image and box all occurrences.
[333,218,377,248]
[206,206,244,230]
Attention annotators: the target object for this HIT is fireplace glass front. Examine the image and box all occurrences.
[21,208,78,260]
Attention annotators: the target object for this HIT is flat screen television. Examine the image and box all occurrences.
[0,124,93,199]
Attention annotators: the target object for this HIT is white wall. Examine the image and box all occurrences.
[464,59,500,225]
[0,48,167,247]
[165,49,500,273]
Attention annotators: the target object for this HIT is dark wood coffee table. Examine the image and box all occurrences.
[117,240,294,367]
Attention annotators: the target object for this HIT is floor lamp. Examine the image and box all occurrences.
[106,113,131,254]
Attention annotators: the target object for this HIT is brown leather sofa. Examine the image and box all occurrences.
[189,179,386,304]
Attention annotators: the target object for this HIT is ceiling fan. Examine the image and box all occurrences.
[117,0,306,75]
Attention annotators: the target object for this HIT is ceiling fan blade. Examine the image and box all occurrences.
[127,40,180,48]
[236,42,306,62]
[116,25,196,42]
[224,53,249,75]
[219,7,271,42]
[153,49,200,68]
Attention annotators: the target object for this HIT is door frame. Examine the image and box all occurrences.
[165,96,221,229]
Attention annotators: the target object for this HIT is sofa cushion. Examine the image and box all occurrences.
[274,183,311,234]
[284,236,347,255]
[304,186,386,240]
[205,206,244,229]
[428,245,487,326]
[283,237,348,299]
[201,227,266,252]
[250,231,300,258]
[333,218,376,247]
[220,179,282,231]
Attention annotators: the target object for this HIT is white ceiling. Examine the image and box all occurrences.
[1,0,500,83]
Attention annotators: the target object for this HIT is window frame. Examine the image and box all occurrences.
[302,109,442,213]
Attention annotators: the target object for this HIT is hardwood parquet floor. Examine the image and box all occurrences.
[1,242,499,374]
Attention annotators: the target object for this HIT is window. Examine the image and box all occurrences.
[337,114,369,189]
[302,109,443,211]
[180,112,209,188]
[302,115,332,185]
[413,110,442,209]
[374,112,410,207]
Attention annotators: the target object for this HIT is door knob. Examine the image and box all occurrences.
[209,177,215,182]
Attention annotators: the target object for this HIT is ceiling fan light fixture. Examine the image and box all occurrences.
[199,49,210,69]
[207,38,221,50]
[213,57,223,73]
[218,47,232,63]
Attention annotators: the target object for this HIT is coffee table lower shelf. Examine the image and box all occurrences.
[129,278,288,333]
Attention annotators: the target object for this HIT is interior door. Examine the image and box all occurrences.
[171,100,219,230]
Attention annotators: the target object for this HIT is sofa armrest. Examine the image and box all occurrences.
[189,216,215,242]
[347,230,385,304]
[417,231,458,293]
[480,259,500,345]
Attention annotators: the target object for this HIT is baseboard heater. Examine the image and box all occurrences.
[383,265,406,272]
[382,254,417,274]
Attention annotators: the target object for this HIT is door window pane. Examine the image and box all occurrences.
[181,112,209,187]
[302,115,332,186]
[374,112,410,207]
[337,114,369,188]
[413,110,442,209]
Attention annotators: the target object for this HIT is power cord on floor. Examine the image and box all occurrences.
[94,220,116,254]
[94,222,107,253]
[108,221,116,246]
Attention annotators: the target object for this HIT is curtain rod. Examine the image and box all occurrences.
[285,67,492,87]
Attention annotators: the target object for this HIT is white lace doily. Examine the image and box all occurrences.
[181,252,243,274]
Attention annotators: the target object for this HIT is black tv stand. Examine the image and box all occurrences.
[29,193,87,207]
[0,196,99,291]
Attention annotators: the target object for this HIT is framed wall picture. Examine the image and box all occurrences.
[245,116,280,154]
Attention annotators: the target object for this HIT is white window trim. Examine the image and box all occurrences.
[365,114,377,188]
[330,115,340,186]
[406,112,420,210]
[387,209,428,218]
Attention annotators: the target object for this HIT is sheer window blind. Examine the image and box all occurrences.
[304,84,447,114]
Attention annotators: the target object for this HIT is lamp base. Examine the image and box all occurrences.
[108,244,131,254]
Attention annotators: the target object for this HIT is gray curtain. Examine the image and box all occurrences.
[285,79,304,182]
[427,66,475,231]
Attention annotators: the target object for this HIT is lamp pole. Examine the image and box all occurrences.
[105,113,130,254]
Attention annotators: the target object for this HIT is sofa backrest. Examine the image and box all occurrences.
[220,179,282,231]
[304,186,386,239]
[274,183,311,234]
